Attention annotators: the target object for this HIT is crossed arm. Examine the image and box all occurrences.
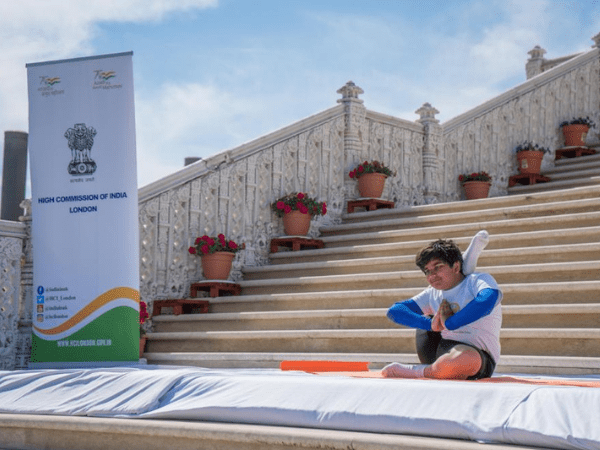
[387,288,500,331]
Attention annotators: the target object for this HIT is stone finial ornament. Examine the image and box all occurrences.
[337,81,364,103]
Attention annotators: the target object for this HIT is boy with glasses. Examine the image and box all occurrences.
[383,231,502,380]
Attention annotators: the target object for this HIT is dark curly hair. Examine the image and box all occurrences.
[416,239,463,274]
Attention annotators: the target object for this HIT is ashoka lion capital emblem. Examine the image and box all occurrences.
[65,123,97,175]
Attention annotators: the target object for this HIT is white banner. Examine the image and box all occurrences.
[27,52,139,364]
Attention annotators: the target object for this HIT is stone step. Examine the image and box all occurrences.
[551,152,600,172]
[319,211,600,248]
[152,303,600,333]
[203,280,600,313]
[0,413,547,450]
[507,174,600,194]
[145,327,600,357]
[268,226,600,263]
[327,196,600,236]
[545,166,600,181]
[246,242,600,278]
[145,351,600,376]
[237,261,600,295]
[341,183,600,224]
[506,153,600,194]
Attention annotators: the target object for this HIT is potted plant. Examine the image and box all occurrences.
[560,117,595,147]
[188,234,245,280]
[139,300,149,358]
[349,160,396,198]
[459,171,492,200]
[515,142,550,174]
[271,192,327,236]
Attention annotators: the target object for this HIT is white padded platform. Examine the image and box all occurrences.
[0,365,598,450]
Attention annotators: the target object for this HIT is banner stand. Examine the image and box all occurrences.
[26,52,140,366]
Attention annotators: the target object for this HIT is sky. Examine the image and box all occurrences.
[1,0,599,193]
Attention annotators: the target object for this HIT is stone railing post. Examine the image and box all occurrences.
[526,45,547,79]
[337,81,366,198]
[416,103,443,204]
[16,199,33,369]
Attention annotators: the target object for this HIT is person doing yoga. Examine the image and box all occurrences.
[383,231,502,380]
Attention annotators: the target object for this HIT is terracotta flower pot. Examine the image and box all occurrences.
[282,209,312,236]
[562,124,589,147]
[357,173,387,198]
[462,181,491,200]
[200,251,235,280]
[139,336,147,358]
[517,150,545,174]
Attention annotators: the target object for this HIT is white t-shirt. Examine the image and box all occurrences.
[412,272,502,362]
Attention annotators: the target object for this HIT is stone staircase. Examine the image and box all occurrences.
[4,153,600,450]
[146,152,600,376]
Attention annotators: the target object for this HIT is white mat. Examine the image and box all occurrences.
[0,365,599,450]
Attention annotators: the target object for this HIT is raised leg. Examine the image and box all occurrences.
[462,230,489,275]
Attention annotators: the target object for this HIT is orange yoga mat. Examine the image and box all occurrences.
[281,361,600,388]
[280,360,370,372]
[314,371,600,387]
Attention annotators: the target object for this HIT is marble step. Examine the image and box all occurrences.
[268,226,600,263]
[550,152,600,173]
[0,413,546,450]
[327,196,600,235]
[506,153,600,194]
[507,174,600,194]
[152,303,600,333]
[545,166,600,181]
[341,183,600,225]
[144,351,600,376]
[145,327,600,358]
[203,281,600,313]
[236,260,600,295]
[246,242,600,278]
[320,211,600,248]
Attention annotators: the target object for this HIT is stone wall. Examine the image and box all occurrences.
[0,216,27,370]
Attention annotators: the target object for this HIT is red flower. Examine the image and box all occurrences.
[271,192,327,218]
[349,160,395,180]
[139,301,149,324]
[322,203,327,214]
[190,234,244,256]
[194,237,202,245]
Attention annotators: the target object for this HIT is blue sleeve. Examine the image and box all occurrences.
[445,288,500,330]
[387,299,432,330]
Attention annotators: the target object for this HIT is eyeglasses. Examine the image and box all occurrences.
[423,262,448,276]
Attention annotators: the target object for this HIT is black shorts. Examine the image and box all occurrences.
[436,338,496,380]
[415,329,496,380]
